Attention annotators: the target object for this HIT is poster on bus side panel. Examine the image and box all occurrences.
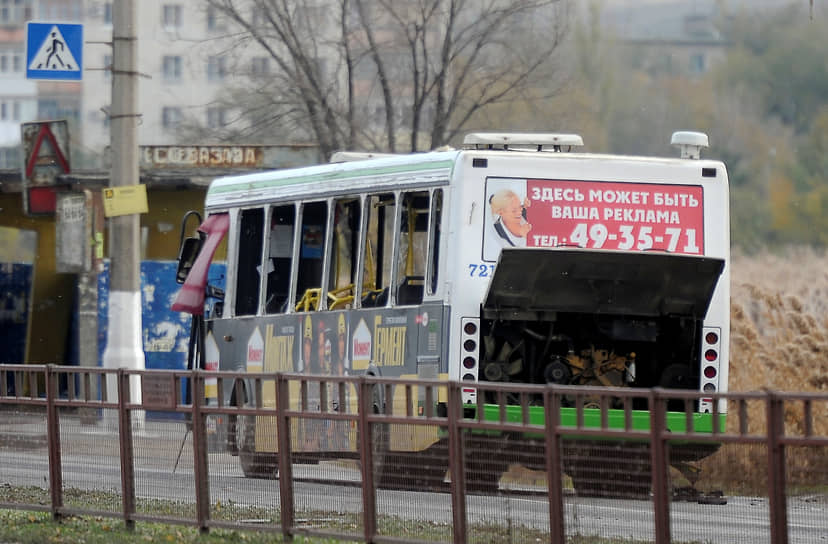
[483,178,704,261]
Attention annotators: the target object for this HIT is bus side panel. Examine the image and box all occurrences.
[209,304,447,454]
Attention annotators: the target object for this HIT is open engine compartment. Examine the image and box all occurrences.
[479,248,725,405]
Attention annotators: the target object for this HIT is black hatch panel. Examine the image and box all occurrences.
[483,248,724,318]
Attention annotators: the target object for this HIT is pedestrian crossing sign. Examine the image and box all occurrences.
[26,22,83,81]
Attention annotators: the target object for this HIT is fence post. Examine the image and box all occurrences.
[44,365,63,521]
[767,391,789,544]
[544,388,565,544]
[358,377,377,543]
[117,369,136,530]
[649,388,670,544]
[447,382,466,544]
[275,374,295,539]
[190,370,210,533]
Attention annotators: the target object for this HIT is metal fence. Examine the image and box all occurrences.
[0,364,825,543]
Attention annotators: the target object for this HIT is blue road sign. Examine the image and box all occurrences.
[26,22,83,81]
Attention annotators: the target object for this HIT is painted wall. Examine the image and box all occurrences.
[0,187,210,365]
[97,260,226,371]
[0,226,36,367]
[0,193,74,363]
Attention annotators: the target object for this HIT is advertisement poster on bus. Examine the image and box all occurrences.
[484,178,704,261]
[252,307,436,452]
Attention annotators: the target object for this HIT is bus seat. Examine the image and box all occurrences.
[362,287,389,308]
[396,276,424,306]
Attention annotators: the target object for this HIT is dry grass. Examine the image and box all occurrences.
[699,246,828,493]
[730,246,828,395]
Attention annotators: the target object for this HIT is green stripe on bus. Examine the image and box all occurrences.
[481,404,727,433]
[208,159,456,195]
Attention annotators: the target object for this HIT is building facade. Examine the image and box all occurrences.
[0,0,275,169]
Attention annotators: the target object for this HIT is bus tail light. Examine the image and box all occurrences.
[699,326,721,413]
[460,317,480,403]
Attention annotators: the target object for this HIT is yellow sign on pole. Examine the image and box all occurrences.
[102,184,148,217]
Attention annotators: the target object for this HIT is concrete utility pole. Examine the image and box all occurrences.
[102,0,144,420]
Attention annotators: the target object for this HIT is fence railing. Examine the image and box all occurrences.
[0,364,826,544]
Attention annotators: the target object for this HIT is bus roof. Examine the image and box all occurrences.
[204,144,727,210]
[205,150,460,209]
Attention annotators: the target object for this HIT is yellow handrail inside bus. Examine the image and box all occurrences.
[364,238,376,290]
[295,288,322,312]
[328,284,355,310]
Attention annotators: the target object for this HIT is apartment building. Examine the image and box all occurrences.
[0,0,270,169]
[602,0,732,77]
[83,1,277,164]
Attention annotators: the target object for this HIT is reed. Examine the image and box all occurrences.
[699,246,828,493]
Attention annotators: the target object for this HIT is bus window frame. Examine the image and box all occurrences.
[287,201,302,313]
[359,192,397,308]
[388,189,402,307]
[221,184,447,316]
[256,205,271,315]
[294,199,330,312]
[394,189,431,306]
[426,187,442,298]
[327,196,362,309]
[353,194,368,310]
[233,206,266,318]
[319,197,336,311]
[263,203,299,316]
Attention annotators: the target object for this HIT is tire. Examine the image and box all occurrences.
[464,435,508,494]
[377,439,449,492]
[237,413,279,479]
[371,420,391,488]
[564,440,651,500]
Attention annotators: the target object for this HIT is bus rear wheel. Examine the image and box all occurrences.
[236,413,279,479]
[375,439,449,492]
[464,436,508,494]
[564,441,651,500]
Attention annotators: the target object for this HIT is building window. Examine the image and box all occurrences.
[207,56,227,81]
[162,4,182,29]
[0,147,21,169]
[1,100,22,121]
[207,106,227,128]
[162,55,182,81]
[689,52,706,74]
[0,55,6,72]
[103,2,112,24]
[206,6,225,31]
[38,99,57,119]
[251,57,269,77]
[162,106,182,128]
[103,54,111,79]
[12,54,21,72]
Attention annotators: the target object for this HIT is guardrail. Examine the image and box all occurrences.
[0,364,825,544]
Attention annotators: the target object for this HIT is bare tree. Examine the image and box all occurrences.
[197,0,570,159]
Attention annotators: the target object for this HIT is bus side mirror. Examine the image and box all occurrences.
[176,235,204,284]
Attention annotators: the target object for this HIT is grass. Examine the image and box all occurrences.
[0,508,679,544]
[0,485,685,544]
[0,509,302,544]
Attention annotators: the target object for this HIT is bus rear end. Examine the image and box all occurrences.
[447,132,730,494]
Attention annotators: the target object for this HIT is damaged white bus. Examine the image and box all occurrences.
[173,131,729,497]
